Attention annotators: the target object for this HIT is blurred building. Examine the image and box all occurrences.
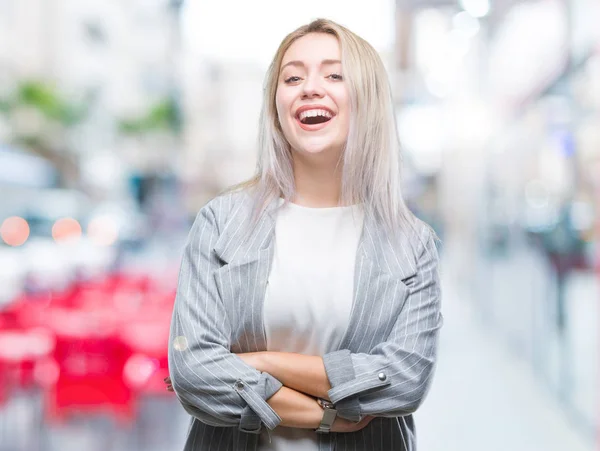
[0,1,598,450]
[180,58,265,210]
[0,0,184,198]
[393,0,600,441]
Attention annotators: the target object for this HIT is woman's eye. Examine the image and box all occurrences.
[284,76,301,83]
[328,73,343,81]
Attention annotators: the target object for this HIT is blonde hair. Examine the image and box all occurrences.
[227,18,418,239]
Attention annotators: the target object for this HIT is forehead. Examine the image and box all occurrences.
[281,33,341,66]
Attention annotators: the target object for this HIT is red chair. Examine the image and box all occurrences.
[0,327,55,392]
[119,311,171,396]
[44,307,135,425]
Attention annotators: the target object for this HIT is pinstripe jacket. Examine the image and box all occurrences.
[168,190,443,450]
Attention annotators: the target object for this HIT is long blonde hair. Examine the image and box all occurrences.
[227,18,417,239]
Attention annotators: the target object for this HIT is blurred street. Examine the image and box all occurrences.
[417,242,596,451]
[1,0,599,449]
[1,240,595,450]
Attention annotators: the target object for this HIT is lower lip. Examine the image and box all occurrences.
[296,116,335,132]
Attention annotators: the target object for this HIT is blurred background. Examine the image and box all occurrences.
[0,0,598,450]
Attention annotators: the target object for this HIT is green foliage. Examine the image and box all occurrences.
[16,134,44,149]
[118,97,181,135]
[0,80,87,126]
[0,98,10,114]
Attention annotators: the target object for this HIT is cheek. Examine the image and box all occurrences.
[275,88,292,111]
[275,95,293,129]
[336,90,350,114]
[335,100,350,130]
[274,98,295,145]
[331,90,350,124]
[274,95,282,121]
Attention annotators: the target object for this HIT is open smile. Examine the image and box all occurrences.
[294,105,336,131]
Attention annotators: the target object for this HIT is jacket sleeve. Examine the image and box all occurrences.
[322,227,442,421]
[168,202,283,434]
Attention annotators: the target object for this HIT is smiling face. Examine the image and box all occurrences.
[275,33,350,160]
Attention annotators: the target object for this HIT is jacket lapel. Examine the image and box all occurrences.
[212,194,277,266]
[337,210,417,352]
[212,195,278,352]
[212,194,419,354]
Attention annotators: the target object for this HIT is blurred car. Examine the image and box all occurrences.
[0,188,127,299]
[84,199,150,249]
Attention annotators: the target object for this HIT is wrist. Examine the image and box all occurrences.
[315,398,337,433]
[267,386,324,429]
[310,397,325,429]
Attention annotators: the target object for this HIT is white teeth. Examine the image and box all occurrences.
[298,109,333,121]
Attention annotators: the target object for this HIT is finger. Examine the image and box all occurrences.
[164,376,171,384]
[351,416,373,431]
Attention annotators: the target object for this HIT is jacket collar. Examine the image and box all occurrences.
[212,193,277,266]
[359,209,418,280]
[212,193,417,280]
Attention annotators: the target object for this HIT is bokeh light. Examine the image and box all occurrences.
[87,215,119,246]
[0,1,597,450]
[172,335,188,352]
[0,216,30,246]
[123,354,159,388]
[52,217,82,243]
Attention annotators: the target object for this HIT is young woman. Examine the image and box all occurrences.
[166,18,443,451]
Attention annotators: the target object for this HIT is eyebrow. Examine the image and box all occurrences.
[280,59,342,72]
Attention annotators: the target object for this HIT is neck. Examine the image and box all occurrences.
[291,150,343,208]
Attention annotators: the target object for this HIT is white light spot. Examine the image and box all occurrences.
[525,180,550,209]
[452,11,480,39]
[459,0,490,18]
[173,336,188,351]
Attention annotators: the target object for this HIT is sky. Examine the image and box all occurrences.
[181,0,396,67]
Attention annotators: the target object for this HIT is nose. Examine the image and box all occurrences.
[301,74,325,99]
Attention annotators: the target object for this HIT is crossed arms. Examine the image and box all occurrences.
[167,204,442,434]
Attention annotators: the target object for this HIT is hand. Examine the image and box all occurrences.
[330,415,375,433]
[164,376,174,392]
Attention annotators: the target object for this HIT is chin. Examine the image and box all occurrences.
[295,142,339,157]
[294,135,344,154]
[300,143,331,154]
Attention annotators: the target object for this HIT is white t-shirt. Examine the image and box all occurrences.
[259,200,364,450]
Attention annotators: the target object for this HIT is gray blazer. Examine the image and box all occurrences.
[168,190,443,450]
